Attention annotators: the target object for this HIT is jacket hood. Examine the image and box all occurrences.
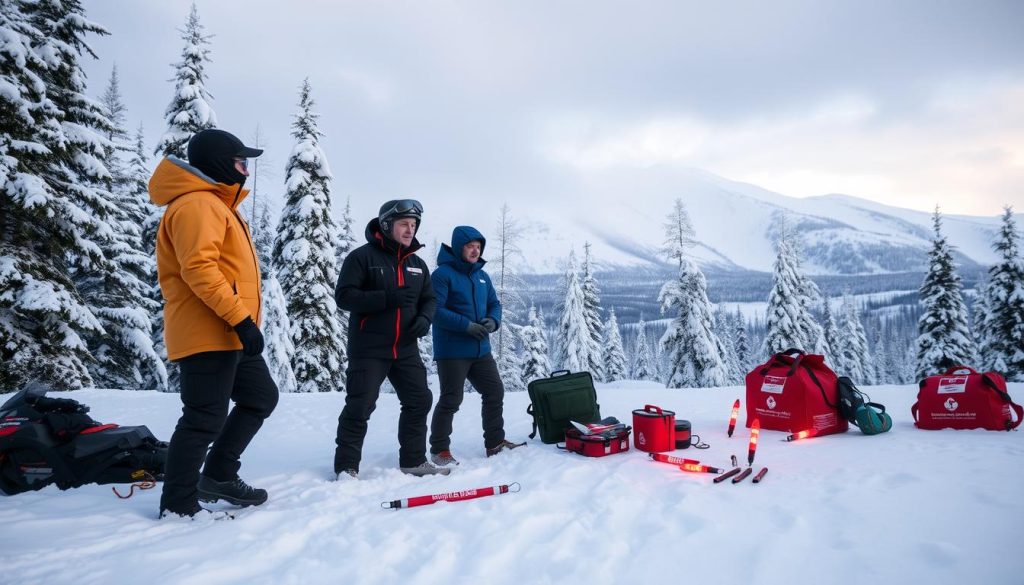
[437,225,486,273]
[149,156,250,209]
[364,217,424,254]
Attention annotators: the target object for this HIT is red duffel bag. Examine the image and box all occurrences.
[913,366,1023,431]
[745,348,848,435]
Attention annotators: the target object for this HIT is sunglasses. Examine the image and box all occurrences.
[382,199,423,216]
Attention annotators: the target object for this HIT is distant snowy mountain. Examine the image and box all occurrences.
[410,167,1014,276]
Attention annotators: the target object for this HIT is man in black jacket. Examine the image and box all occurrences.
[333,199,449,478]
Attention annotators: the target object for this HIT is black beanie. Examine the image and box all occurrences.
[186,129,263,186]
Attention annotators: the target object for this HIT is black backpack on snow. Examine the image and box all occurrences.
[836,377,892,435]
[0,384,168,495]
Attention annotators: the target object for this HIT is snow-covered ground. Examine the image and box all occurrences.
[2,380,1022,585]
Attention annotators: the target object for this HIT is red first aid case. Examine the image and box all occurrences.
[561,427,631,457]
[913,366,1023,431]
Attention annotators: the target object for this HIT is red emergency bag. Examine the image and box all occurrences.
[745,349,848,435]
[913,366,1023,431]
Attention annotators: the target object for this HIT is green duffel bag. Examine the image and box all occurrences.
[527,370,601,444]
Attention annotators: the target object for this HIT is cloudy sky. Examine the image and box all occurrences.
[81,0,1024,223]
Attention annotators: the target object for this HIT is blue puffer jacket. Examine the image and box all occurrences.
[431,226,502,359]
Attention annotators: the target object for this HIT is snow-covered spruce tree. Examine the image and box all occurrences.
[127,124,171,391]
[250,199,296,392]
[662,197,696,270]
[154,3,216,159]
[717,308,744,384]
[490,204,527,387]
[99,65,129,189]
[601,308,628,382]
[0,0,106,390]
[497,323,526,392]
[659,258,729,388]
[870,324,888,384]
[973,280,995,372]
[521,305,551,383]
[734,309,750,373]
[821,294,841,367]
[580,242,605,380]
[915,209,976,380]
[762,225,824,357]
[835,293,872,384]
[555,249,596,372]
[632,318,656,381]
[977,207,1024,381]
[273,79,346,393]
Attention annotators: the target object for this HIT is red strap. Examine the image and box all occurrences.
[79,423,118,435]
[1009,403,1024,431]
[911,402,919,426]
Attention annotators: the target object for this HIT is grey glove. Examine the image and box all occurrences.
[480,317,497,333]
[465,322,488,341]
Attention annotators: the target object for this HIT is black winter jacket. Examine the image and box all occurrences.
[335,219,436,359]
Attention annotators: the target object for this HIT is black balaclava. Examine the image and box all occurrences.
[186,129,263,186]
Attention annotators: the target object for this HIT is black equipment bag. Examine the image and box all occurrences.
[0,384,167,495]
[526,370,601,444]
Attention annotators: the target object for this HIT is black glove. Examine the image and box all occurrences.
[233,316,265,356]
[385,286,419,309]
[33,396,89,415]
[408,315,431,338]
[465,322,488,341]
[480,317,498,333]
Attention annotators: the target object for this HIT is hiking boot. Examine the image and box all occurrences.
[335,469,358,481]
[486,439,527,457]
[430,450,460,466]
[197,475,268,507]
[399,461,452,477]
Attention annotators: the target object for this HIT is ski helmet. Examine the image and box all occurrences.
[378,199,423,234]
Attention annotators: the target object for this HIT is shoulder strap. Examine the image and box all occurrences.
[803,364,836,409]
[981,375,1023,430]
[527,403,537,439]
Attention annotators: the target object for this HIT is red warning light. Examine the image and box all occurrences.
[727,399,741,437]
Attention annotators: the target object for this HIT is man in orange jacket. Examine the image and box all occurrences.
[150,129,279,519]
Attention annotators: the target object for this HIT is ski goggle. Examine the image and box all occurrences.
[381,199,423,217]
[233,157,249,170]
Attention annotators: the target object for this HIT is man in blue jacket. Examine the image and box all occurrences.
[429,226,525,466]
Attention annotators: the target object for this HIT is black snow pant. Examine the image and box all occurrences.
[334,355,433,473]
[160,351,279,515]
[430,355,506,453]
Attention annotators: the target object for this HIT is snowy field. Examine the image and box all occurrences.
[2,381,1022,585]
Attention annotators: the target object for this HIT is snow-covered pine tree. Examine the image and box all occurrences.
[334,195,357,282]
[555,249,596,373]
[870,323,887,384]
[274,79,346,393]
[99,65,129,190]
[581,242,605,380]
[659,258,729,388]
[835,293,872,384]
[662,197,696,270]
[520,305,551,383]
[154,3,217,158]
[496,323,526,392]
[915,209,976,380]
[762,225,823,357]
[714,307,742,384]
[735,309,750,374]
[127,124,171,391]
[973,280,995,372]
[601,308,628,382]
[491,203,526,367]
[250,199,296,392]
[631,318,656,381]
[0,0,105,390]
[821,294,841,367]
[978,206,1024,381]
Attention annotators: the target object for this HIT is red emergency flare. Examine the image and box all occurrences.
[679,463,723,474]
[747,419,760,466]
[381,483,521,510]
[727,399,741,437]
[650,453,700,466]
[785,429,817,442]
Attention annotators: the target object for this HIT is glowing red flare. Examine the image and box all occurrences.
[786,429,816,442]
[679,463,723,474]
[747,419,760,465]
[727,399,741,437]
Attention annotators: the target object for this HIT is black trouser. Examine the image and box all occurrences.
[160,351,279,514]
[430,355,506,453]
[334,355,433,472]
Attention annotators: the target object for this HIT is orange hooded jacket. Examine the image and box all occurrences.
[149,156,262,361]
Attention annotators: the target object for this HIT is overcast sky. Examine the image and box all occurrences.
[81,0,1024,223]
